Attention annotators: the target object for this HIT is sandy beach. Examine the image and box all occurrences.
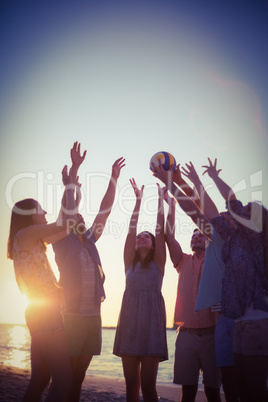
[0,364,210,401]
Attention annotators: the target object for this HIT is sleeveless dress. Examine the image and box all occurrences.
[113,260,168,361]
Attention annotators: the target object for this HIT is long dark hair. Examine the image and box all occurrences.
[8,198,39,260]
[132,231,156,270]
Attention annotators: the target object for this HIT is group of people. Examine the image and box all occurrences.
[7,142,268,402]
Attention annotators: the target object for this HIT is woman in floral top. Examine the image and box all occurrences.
[202,158,268,402]
[7,142,86,402]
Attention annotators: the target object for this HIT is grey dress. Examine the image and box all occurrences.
[113,260,168,361]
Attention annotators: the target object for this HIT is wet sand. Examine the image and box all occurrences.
[0,364,209,401]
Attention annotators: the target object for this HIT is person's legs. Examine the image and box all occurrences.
[23,335,51,402]
[41,329,72,402]
[64,315,101,401]
[140,356,159,402]
[122,355,141,402]
[220,366,239,402]
[200,332,221,401]
[234,353,268,402]
[68,354,92,402]
[204,385,221,402]
[180,384,198,402]
[233,319,268,402]
[215,316,238,401]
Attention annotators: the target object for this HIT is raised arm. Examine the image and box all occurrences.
[173,164,201,208]
[70,141,87,179]
[17,165,78,249]
[91,157,125,241]
[202,158,236,202]
[124,179,144,271]
[164,190,183,267]
[153,164,212,238]
[154,184,166,273]
[61,141,87,209]
[181,161,219,219]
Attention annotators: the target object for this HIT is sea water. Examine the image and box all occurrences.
[0,324,177,384]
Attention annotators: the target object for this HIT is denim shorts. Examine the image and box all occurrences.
[25,303,64,336]
[215,314,235,367]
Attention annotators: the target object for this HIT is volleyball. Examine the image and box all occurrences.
[149,151,177,172]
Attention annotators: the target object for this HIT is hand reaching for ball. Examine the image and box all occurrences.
[130,178,144,199]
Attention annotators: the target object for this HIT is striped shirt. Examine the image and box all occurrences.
[78,246,100,316]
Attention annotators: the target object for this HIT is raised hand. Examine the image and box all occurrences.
[162,187,175,207]
[112,157,126,180]
[70,142,87,167]
[156,183,167,199]
[173,164,183,184]
[130,178,144,199]
[151,162,173,188]
[202,158,222,178]
[181,161,200,184]
[61,165,74,186]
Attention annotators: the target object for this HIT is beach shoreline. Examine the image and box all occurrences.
[0,364,210,401]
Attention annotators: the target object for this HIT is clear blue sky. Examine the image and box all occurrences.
[0,0,267,327]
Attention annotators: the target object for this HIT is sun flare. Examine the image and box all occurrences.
[0,281,28,325]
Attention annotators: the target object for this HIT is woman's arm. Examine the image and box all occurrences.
[173,164,201,208]
[164,190,183,267]
[60,141,86,215]
[69,141,87,179]
[181,161,219,219]
[123,179,144,271]
[202,158,236,202]
[91,157,125,241]
[18,165,78,249]
[154,184,166,273]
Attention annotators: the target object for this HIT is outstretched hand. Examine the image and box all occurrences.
[162,187,175,206]
[71,142,87,167]
[202,158,222,178]
[156,183,167,199]
[172,164,183,184]
[130,178,144,199]
[61,165,75,186]
[112,157,126,179]
[151,162,173,188]
[181,161,199,184]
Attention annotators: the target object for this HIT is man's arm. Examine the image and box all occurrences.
[92,157,125,241]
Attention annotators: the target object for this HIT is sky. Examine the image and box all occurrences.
[0,0,268,328]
